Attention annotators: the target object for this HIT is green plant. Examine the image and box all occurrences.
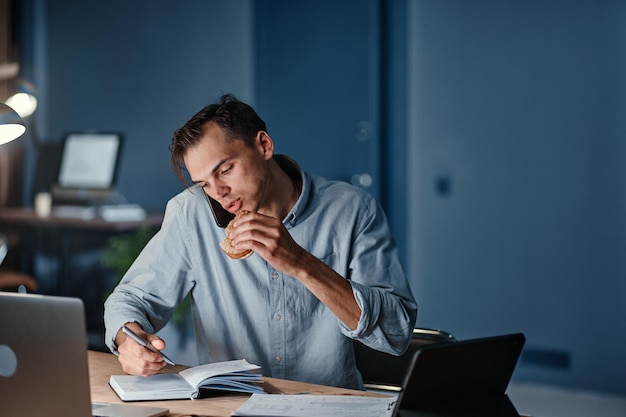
[101,226,191,333]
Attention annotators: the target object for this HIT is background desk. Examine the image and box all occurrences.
[0,208,164,350]
[0,207,163,294]
[0,207,164,232]
[88,351,380,417]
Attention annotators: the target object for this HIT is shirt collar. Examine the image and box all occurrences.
[274,154,309,228]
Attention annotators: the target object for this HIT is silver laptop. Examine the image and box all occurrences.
[393,333,525,417]
[0,292,168,417]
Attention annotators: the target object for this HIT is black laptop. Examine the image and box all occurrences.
[393,333,526,417]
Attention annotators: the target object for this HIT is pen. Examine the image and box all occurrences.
[122,325,175,366]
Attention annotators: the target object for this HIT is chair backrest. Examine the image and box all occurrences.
[354,328,456,391]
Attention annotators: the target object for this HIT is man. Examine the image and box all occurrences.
[104,94,417,389]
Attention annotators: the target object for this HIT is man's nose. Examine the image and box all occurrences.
[213,181,229,199]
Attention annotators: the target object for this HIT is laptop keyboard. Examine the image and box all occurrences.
[91,402,114,417]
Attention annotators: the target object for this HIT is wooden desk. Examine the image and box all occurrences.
[88,351,380,417]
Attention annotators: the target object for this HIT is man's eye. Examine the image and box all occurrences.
[221,166,231,175]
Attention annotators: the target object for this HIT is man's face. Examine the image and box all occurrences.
[184,123,272,214]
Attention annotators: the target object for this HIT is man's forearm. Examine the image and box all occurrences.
[293,252,361,330]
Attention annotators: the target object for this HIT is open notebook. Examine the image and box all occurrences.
[0,292,168,417]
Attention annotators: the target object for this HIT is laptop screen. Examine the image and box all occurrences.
[394,333,525,417]
[57,132,123,189]
[0,292,168,417]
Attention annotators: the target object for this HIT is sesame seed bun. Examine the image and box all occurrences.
[220,210,253,260]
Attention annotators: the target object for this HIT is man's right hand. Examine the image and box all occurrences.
[115,322,168,376]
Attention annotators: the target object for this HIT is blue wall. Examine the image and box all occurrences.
[407,0,626,394]
[28,0,254,211]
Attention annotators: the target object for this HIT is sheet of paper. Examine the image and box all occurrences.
[232,393,396,417]
[179,359,260,387]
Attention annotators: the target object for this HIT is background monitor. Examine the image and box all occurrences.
[57,132,123,190]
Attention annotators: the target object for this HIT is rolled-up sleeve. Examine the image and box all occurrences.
[337,193,417,354]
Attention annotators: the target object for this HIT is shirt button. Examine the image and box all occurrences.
[271,272,279,280]
[274,314,281,321]
[274,355,282,362]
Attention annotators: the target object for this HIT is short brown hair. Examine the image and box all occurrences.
[170,94,267,183]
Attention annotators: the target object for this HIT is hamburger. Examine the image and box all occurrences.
[220,210,253,260]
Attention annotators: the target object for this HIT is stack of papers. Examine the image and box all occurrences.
[232,394,396,417]
[98,204,146,222]
[52,205,97,220]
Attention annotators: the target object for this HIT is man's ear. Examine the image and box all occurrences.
[255,130,275,160]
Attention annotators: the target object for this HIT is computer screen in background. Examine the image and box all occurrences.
[51,132,124,208]
[57,132,122,189]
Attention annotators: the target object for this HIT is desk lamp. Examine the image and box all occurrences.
[5,79,38,120]
[0,103,26,145]
[4,81,39,146]
[5,92,37,119]
[0,104,31,293]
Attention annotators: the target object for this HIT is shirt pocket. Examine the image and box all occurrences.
[284,251,340,316]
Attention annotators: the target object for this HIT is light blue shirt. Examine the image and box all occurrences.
[104,156,417,389]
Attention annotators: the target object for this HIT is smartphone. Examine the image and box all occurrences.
[205,194,235,228]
